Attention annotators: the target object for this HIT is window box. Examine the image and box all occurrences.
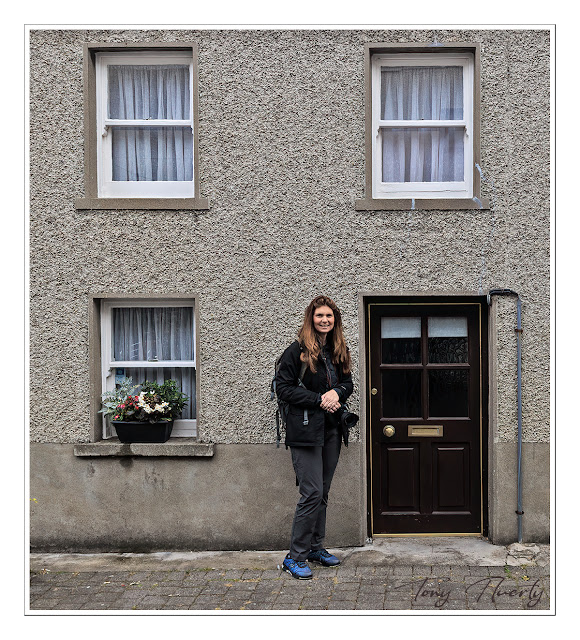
[112,420,174,443]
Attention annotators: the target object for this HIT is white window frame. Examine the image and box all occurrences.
[371,52,474,200]
[95,51,195,199]
[100,299,197,439]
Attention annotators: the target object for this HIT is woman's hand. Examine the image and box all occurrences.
[320,390,341,413]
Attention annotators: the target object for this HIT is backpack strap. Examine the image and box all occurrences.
[298,360,308,385]
[297,360,309,425]
[274,351,310,448]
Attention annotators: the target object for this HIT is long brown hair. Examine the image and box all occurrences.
[297,295,351,374]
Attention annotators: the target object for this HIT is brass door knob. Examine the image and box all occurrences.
[383,425,395,437]
[371,388,378,395]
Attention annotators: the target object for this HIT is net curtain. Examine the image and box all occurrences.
[380,66,464,183]
[108,65,193,182]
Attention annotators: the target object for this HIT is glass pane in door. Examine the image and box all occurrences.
[382,370,422,417]
[381,317,421,363]
[428,317,468,363]
[428,370,469,417]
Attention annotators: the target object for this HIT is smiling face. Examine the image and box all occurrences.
[312,305,335,340]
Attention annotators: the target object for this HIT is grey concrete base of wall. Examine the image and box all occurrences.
[30,440,549,552]
[489,442,550,545]
[30,442,366,553]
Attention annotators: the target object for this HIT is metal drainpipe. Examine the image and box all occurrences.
[487,289,523,543]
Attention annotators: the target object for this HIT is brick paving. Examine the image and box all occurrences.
[29,563,550,612]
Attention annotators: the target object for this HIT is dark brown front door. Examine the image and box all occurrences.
[368,301,486,535]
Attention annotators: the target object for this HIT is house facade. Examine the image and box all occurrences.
[29,28,550,552]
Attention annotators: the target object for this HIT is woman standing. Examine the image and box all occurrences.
[276,295,353,580]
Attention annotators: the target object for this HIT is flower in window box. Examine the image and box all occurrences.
[100,377,188,425]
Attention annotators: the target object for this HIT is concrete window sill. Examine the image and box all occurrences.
[73,438,214,457]
[75,197,210,211]
[354,198,490,211]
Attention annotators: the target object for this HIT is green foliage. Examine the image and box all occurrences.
[100,376,189,423]
[141,379,189,418]
[99,377,139,418]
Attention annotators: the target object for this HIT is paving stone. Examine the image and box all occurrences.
[222,570,244,579]
[241,570,263,580]
[161,597,197,609]
[261,570,283,579]
[359,584,386,593]
[328,600,356,609]
[139,595,170,607]
[276,592,306,603]
[330,596,357,604]
[301,601,330,609]
[47,602,82,610]
[355,602,382,610]
[193,594,222,604]
[201,583,229,595]
[467,566,492,576]
[221,600,252,610]
[30,599,60,609]
[189,602,219,610]
[244,601,274,610]
[383,601,413,609]
[392,566,413,575]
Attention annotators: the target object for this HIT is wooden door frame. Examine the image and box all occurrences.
[360,293,489,538]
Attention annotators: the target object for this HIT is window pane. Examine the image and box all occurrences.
[113,307,194,361]
[382,127,464,183]
[382,370,422,417]
[108,65,190,120]
[119,367,196,420]
[381,66,463,120]
[428,317,468,363]
[429,370,468,417]
[381,317,421,363]
[111,127,193,182]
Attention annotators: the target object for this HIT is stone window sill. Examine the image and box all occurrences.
[354,197,490,211]
[75,197,210,211]
[73,438,214,457]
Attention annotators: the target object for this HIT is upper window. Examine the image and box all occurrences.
[77,44,208,210]
[96,51,194,198]
[357,44,486,210]
[100,299,197,439]
[373,53,473,199]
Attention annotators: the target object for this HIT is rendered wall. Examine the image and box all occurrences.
[29,28,550,548]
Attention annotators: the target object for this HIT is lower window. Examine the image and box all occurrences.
[100,298,197,438]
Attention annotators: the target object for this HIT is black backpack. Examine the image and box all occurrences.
[270,353,308,448]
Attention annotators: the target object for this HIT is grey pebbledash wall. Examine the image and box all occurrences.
[29,28,550,549]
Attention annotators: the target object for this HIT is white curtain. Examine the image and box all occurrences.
[108,65,193,182]
[381,66,464,183]
[113,307,196,419]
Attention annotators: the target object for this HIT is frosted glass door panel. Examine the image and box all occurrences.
[381,317,421,363]
[428,316,468,363]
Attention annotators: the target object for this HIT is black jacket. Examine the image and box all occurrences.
[276,340,353,447]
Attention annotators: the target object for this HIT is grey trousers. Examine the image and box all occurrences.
[288,426,342,561]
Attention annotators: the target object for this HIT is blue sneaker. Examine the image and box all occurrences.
[282,554,313,580]
[307,548,341,566]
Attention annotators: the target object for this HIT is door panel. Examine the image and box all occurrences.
[368,302,484,534]
[379,445,420,513]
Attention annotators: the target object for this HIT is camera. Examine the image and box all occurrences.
[336,404,359,430]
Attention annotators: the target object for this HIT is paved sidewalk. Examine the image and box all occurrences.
[29,539,550,613]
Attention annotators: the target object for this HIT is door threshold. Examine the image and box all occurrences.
[373,533,484,538]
